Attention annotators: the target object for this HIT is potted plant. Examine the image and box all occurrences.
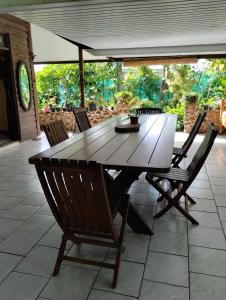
[185,93,198,104]
[56,105,62,112]
[129,113,139,125]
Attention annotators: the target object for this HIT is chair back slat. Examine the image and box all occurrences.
[136,107,162,114]
[35,158,117,238]
[182,112,206,154]
[43,120,69,146]
[187,124,217,180]
[73,108,91,132]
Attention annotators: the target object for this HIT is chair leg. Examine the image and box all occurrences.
[52,237,67,276]
[112,195,129,289]
[175,204,199,225]
[185,193,196,204]
[154,203,172,218]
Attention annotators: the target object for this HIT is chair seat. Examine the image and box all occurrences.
[173,147,184,156]
[146,168,190,183]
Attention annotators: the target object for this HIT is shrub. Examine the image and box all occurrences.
[165,103,185,131]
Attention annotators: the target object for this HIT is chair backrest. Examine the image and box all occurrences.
[187,124,217,181]
[182,112,206,155]
[35,158,117,240]
[73,108,91,132]
[136,107,162,114]
[43,120,69,146]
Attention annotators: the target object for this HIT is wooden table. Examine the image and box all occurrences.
[30,114,177,235]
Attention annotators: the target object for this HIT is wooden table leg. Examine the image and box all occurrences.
[113,170,154,236]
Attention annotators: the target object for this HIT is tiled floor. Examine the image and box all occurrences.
[0,132,226,299]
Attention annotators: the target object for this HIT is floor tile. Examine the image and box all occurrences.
[190,246,226,277]
[189,198,217,213]
[18,213,55,233]
[212,185,226,196]
[94,260,144,297]
[130,192,157,206]
[154,215,187,233]
[0,252,22,283]
[144,252,188,287]
[190,273,226,300]
[0,218,23,238]
[139,280,189,300]
[2,204,40,220]
[0,229,43,255]
[149,230,188,256]
[0,272,48,300]
[15,245,59,277]
[215,194,226,207]
[189,211,221,229]
[64,243,108,271]
[187,188,213,200]
[37,203,53,216]
[209,176,226,186]
[108,231,150,263]
[132,204,156,230]
[38,225,71,250]
[0,196,24,210]
[88,289,135,300]
[22,192,46,206]
[188,227,226,250]
[41,265,97,300]
[218,207,226,222]
[191,180,211,189]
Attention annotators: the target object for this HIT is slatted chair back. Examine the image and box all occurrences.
[35,158,118,240]
[43,120,69,146]
[182,112,206,154]
[187,124,217,182]
[136,107,162,114]
[73,108,91,132]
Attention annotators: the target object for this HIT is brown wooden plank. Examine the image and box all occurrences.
[127,114,168,165]
[106,114,158,166]
[69,130,118,160]
[30,114,177,172]
[29,116,121,163]
[149,114,177,169]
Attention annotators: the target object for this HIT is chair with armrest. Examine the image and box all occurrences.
[172,112,206,167]
[145,124,217,224]
[42,120,69,146]
[35,158,129,288]
[73,108,91,133]
[136,107,162,114]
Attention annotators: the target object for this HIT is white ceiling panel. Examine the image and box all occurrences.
[1,0,226,56]
[31,23,106,62]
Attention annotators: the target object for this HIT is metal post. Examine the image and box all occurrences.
[79,47,85,108]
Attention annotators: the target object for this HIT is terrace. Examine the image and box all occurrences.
[0,131,225,299]
[0,1,226,299]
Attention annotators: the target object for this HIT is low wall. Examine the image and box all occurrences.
[39,105,129,131]
[184,103,220,133]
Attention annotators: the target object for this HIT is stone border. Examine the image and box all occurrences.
[184,103,220,133]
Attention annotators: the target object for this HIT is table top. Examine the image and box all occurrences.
[29,114,177,172]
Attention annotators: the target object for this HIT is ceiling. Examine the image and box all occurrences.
[1,0,226,58]
[31,23,106,63]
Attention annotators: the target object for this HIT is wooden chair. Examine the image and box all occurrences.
[43,120,69,146]
[145,124,217,224]
[172,112,206,167]
[35,158,129,289]
[73,108,91,132]
[136,107,162,114]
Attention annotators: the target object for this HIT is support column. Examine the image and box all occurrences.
[78,47,85,108]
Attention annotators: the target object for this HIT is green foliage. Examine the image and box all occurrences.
[165,103,185,131]
[36,64,80,106]
[167,64,197,105]
[115,90,141,106]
